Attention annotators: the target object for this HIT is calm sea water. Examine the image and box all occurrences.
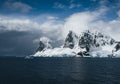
[0,57,120,84]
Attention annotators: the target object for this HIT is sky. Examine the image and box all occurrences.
[0,0,120,56]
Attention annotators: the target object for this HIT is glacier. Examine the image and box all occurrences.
[33,30,120,57]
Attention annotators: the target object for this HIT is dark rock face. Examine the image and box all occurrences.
[36,37,52,52]
[78,30,115,52]
[79,30,94,52]
[115,42,120,51]
[36,41,46,52]
[94,32,115,46]
[64,31,78,49]
[77,51,89,57]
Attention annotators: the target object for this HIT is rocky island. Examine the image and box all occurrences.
[33,30,120,57]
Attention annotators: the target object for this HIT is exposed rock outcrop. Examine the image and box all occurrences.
[115,42,120,51]
[63,30,78,49]
[36,37,52,52]
[78,30,115,52]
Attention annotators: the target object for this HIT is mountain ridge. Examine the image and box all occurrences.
[34,30,120,57]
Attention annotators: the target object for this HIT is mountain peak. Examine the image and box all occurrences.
[63,30,78,49]
[36,37,52,52]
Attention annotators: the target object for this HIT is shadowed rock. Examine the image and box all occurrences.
[64,30,78,49]
[36,37,52,52]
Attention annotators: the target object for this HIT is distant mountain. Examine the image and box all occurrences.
[36,37,52,52]
[33,30,120,57]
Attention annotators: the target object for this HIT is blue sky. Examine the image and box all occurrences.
[0,0,119,19]
[0,0,120,56]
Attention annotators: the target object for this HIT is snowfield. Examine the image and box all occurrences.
[34,47,81,57]
[33,45,120,57]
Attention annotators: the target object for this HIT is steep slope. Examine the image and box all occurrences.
[63,30,78,49]
[113,42,120,57]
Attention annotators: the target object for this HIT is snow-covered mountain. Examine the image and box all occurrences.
[36,37,52,52]
[33,30,120,57]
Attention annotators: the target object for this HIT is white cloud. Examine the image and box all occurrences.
[0,15,62,31]
[69,4,81,9]
[0,17,38,31]
[63,12,95,36]
[3,2,32,13]
[62,6,120,41]
[0,6,120,41]
[91,19,120,41]
[47,16,58,20]
[0,15,63,40]
[63,6,108,37]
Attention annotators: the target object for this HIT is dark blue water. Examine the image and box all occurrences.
[0,57,120,84]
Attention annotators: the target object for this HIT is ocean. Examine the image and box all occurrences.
[0,57,120,84]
